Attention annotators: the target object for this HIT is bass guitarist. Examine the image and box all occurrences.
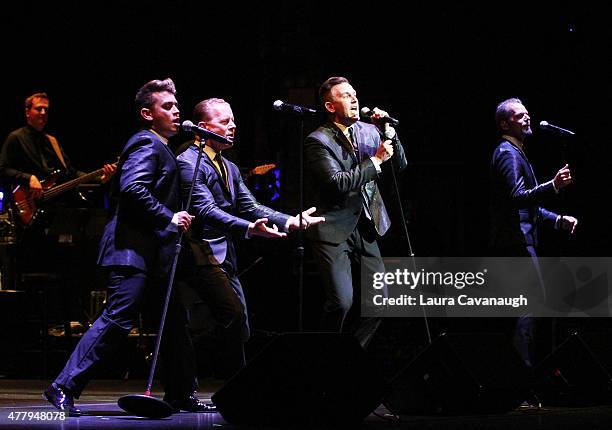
[0,92,116,284]
[0,92,116,224]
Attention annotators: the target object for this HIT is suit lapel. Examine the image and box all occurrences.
[327,123,358,165]
[143,129,178,169]
[506,141,538,186]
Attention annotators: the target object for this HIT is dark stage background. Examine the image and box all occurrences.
[1,2,611,376]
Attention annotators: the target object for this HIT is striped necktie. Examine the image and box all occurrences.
[348,126,360,160]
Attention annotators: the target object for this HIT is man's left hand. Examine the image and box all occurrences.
[560,215,578,235]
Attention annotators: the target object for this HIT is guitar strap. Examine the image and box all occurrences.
[46,134,67,169]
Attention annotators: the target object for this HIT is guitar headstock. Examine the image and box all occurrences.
[250,163,276,176]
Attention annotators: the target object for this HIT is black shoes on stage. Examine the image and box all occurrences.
[164,391,217,413]
[44,384,216,416]
[43,383,82,417]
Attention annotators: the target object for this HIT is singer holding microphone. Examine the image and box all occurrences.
[489,98,578,377]
[304,76,407,345]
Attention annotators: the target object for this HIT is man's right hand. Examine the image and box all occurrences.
[553,163,573,190]
[29,175,43,199]
[248,218,287,238]
[172,211,194,232]
[374,140,394,164]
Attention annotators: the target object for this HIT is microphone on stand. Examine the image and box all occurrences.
[181,120,234,146]
[272,100,319,116]
[539,121,576,136]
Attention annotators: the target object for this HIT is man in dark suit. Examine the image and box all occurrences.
[43,78,201,415]
[489,97,577,368]
[0,92,116,283]
[176,98,324,378]
[304,76,407,343]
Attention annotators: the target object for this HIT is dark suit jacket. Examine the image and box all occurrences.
[489,140,558,249]
[304,121,407,244]
[97,129,180,277]
[0,125,83,186]
[177,144,290,272]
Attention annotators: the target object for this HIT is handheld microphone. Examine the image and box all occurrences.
[181,120,233,146]
[272,100,319,116]
[539,121,575,136]
[360,107,399,126]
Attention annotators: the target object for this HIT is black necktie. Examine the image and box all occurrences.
[214,153,228,187]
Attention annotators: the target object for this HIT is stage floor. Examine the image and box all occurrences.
[1,379,612,429]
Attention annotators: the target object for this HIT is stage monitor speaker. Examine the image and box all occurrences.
[385,332,529,415]
[211,332,385,425]
[535,331,612,406]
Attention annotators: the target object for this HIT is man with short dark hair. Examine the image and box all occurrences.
[43,78,200,416]
[305,76,407,344]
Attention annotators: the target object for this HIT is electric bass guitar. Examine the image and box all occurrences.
[243,163,276,180]
[12,162,117,227]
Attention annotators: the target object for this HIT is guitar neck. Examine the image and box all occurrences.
[41,167,105,201]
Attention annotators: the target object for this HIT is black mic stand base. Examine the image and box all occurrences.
[118,394,174,419]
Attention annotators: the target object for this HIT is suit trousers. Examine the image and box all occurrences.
[492,244,545,368]
[310,216,385,339]
[181,264,248,379]
[54,267,196,398]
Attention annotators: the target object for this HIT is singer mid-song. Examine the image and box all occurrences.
[489,97,578,370]
[175,98,324,380]
[304,76,407,345]
[44,78,198,415]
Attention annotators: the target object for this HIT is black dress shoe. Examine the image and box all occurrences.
[164,392,216,413]
[43,383,82,417]
[517,391,542,411]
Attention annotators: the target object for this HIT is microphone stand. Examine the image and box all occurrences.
[386,129,433,344]
[273,108,307,331]
[552,133,572,352]
[297,118,305,331]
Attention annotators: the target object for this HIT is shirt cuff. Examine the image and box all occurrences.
[551,180,559,193]
[170,213,180,232]
[370,156,382,173]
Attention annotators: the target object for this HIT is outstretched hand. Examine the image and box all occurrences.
[248,218,287,238]
[287,207,326,231]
